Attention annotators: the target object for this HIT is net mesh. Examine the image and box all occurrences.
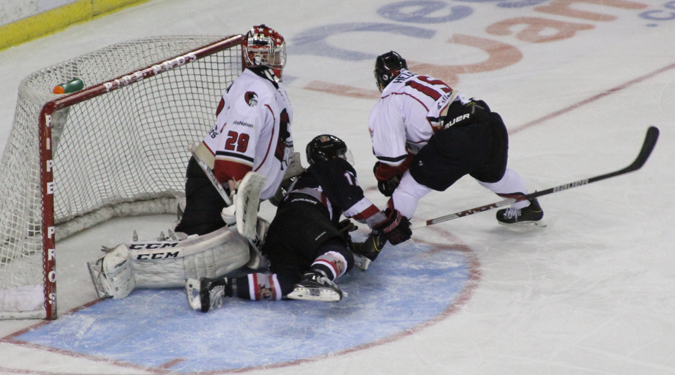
[0,35,242,318]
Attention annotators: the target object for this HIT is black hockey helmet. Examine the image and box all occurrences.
[306,134,353,165]
[374,51,408,91]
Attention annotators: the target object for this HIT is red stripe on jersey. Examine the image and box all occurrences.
[417,76,453,92]
[255,104,276,172]
[215,97,225,117]
[352,204,381,221]
[406,81,442,101]
[214,159,252,183]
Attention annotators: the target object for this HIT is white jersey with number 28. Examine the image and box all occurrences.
[202,68,294,200]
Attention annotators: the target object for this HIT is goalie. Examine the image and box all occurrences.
[87,24,301,300]
[185,134,412,312]
[176,23,296,236]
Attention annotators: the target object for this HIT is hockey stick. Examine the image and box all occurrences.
[188,143,232,206]
[411,126,660,229]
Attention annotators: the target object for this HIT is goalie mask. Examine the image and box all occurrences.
[242,24,287,80]
[306,134,354,165]
[374,51,408,92]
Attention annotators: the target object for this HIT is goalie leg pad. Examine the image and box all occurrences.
[87,244,136,299]
[131,226,250,289]
[89,227,251,298]
[236,171,267,240]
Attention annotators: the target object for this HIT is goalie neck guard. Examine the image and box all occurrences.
[242,24,287,80]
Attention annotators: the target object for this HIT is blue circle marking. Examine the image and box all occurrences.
[16,241,473,373]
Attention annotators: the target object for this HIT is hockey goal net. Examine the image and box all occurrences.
[0,34,244,319]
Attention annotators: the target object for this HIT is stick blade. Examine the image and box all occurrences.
[634,126,659,170]
[591,126,660,182]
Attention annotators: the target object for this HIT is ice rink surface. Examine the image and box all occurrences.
[1,0,674,374]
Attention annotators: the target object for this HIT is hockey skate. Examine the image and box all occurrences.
[286,270,346,302]
[496,198,545,226]
[185,277,227,313]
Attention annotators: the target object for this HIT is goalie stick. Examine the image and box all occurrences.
[188,143,232,206]
[411,126,660,229]
[187,143,265,247]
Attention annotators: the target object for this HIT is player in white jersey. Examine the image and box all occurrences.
[176,25,295,236]
[367,51,544,230]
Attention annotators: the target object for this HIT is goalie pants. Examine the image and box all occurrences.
[175,157,227,236]
[409,112,509,191]
[262,201,355,295]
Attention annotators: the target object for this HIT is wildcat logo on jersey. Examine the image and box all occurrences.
[245,91,258,107]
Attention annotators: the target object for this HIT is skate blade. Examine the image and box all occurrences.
[287,286,345,302]
[498,220,547,228]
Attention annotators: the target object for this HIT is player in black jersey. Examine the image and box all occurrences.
[185,135,411,311]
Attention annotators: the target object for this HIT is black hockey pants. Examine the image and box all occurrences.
[409,112,509,191]
[262,200,354,295]
[174,157,228,236]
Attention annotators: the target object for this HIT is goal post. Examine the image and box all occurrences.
[0,34,244,319]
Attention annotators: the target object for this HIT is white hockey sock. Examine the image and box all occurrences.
[478,169,530,209]
[246,273,282,301]
[391,172,432,218]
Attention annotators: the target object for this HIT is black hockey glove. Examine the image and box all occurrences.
[337,219,358,236]
[351,232,388,261]
[373,162,401,197]
[337,219,358,246]
[269,176,296,207]
[378,176,400,197]
[373,208,412,245]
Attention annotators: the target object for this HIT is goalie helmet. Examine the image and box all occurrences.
[306,134,354,165]
[242,24,287,80]
[374,51,408,92]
